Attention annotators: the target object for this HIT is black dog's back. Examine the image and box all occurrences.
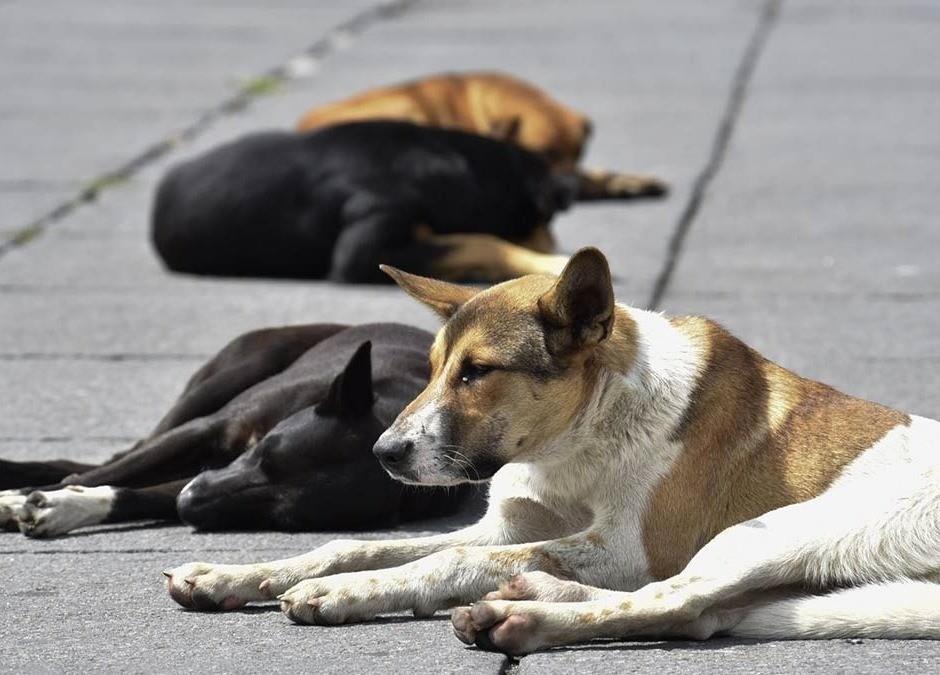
[152,121,568,281]
[153,131,335,278]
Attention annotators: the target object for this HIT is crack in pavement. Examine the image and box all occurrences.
[646,0,782,311]
[0,0,419,261]
[0,435,137,442]
[0,352,210,362]
[0,547,313,555]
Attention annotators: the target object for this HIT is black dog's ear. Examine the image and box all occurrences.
[537,247,614,357]
[489,116,522,142]
[317,341,375,417]
[380,265,479,320]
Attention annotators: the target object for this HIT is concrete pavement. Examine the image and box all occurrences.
[2,0,939,672]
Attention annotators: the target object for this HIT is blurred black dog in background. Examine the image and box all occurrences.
[0,323,470,537]
[152,121,579,283]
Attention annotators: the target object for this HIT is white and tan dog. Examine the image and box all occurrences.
[164,248,940,654]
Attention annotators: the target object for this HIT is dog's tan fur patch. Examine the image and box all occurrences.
[296,72,590,171]
[641,317,911,578]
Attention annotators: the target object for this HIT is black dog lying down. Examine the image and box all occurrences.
[0,323,469,537]
[153,121,589,283]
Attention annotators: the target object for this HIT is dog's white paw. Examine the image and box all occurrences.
[16,485,114,538]
[164,562,267,611]
[0,491,28,531]
[278,574,386,625]
[452,600,549,655]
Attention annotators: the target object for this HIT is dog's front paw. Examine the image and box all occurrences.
[452,601,547,655]
[17,486,113,538]
[278,574,385,625]
[163,562,264,611]
[0,490,26,532]
[0,491,27,531]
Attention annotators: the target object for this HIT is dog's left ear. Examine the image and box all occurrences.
[317,341,375,417]
[489,116,522,142]
[380,265,479,319]
[537,247,614,356]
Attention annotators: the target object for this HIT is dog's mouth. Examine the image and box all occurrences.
[380,451,504,487]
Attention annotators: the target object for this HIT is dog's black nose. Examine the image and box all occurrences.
[373,438,414,466]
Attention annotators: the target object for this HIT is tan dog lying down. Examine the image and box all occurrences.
[297,71,666,201]
[164,248,940,653]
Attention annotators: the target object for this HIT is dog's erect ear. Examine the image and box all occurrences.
[489,116,522,142]
[537,247,615,356]
[380,265,479,320]
[317,341,375,417]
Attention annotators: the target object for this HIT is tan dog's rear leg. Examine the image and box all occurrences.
[428,233,568,281]
[575,168,668,201]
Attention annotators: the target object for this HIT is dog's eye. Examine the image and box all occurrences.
[459,363,494,385]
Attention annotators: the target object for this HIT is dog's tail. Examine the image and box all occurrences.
[727,580,940,639]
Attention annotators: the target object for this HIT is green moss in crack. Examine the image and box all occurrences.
[9,222,44,246]
[240,75,282,98]
[82,173,130,201]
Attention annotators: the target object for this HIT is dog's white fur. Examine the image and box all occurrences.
[13,485,116,537]
[164,301,940,651]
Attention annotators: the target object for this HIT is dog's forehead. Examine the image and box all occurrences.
[435,275,557,368]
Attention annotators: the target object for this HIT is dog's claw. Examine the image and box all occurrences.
[162,570,173,579]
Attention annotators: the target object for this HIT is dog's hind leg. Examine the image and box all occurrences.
[16,479,189,538]
[573,168,669,201]
[65,416,227,489]
[331,206,568,283]
[420,233,569,281]
[456,420,940,653]
[725,581,940,639]
[0,458,97,490]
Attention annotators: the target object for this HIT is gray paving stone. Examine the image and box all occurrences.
[0,0,377,185]
[0,284,441,355]
[0,439,127,464]
[519,638,940,674]
[0,360,198,439]
[0,531,504,674]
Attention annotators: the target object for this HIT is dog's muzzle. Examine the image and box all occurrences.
[372,436,415,475]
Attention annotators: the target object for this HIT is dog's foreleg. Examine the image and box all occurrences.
[274,530,622,625]
[0,458,98,491]
[164,520,506,611]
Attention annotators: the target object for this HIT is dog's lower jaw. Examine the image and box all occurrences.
[383,464,493,487]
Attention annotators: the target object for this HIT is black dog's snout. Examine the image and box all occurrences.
[373,438,414,466]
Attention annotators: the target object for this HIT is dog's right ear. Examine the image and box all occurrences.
[537,247,614,357]
[380,265,479,320]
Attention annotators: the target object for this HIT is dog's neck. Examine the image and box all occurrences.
[523,305,702,507]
